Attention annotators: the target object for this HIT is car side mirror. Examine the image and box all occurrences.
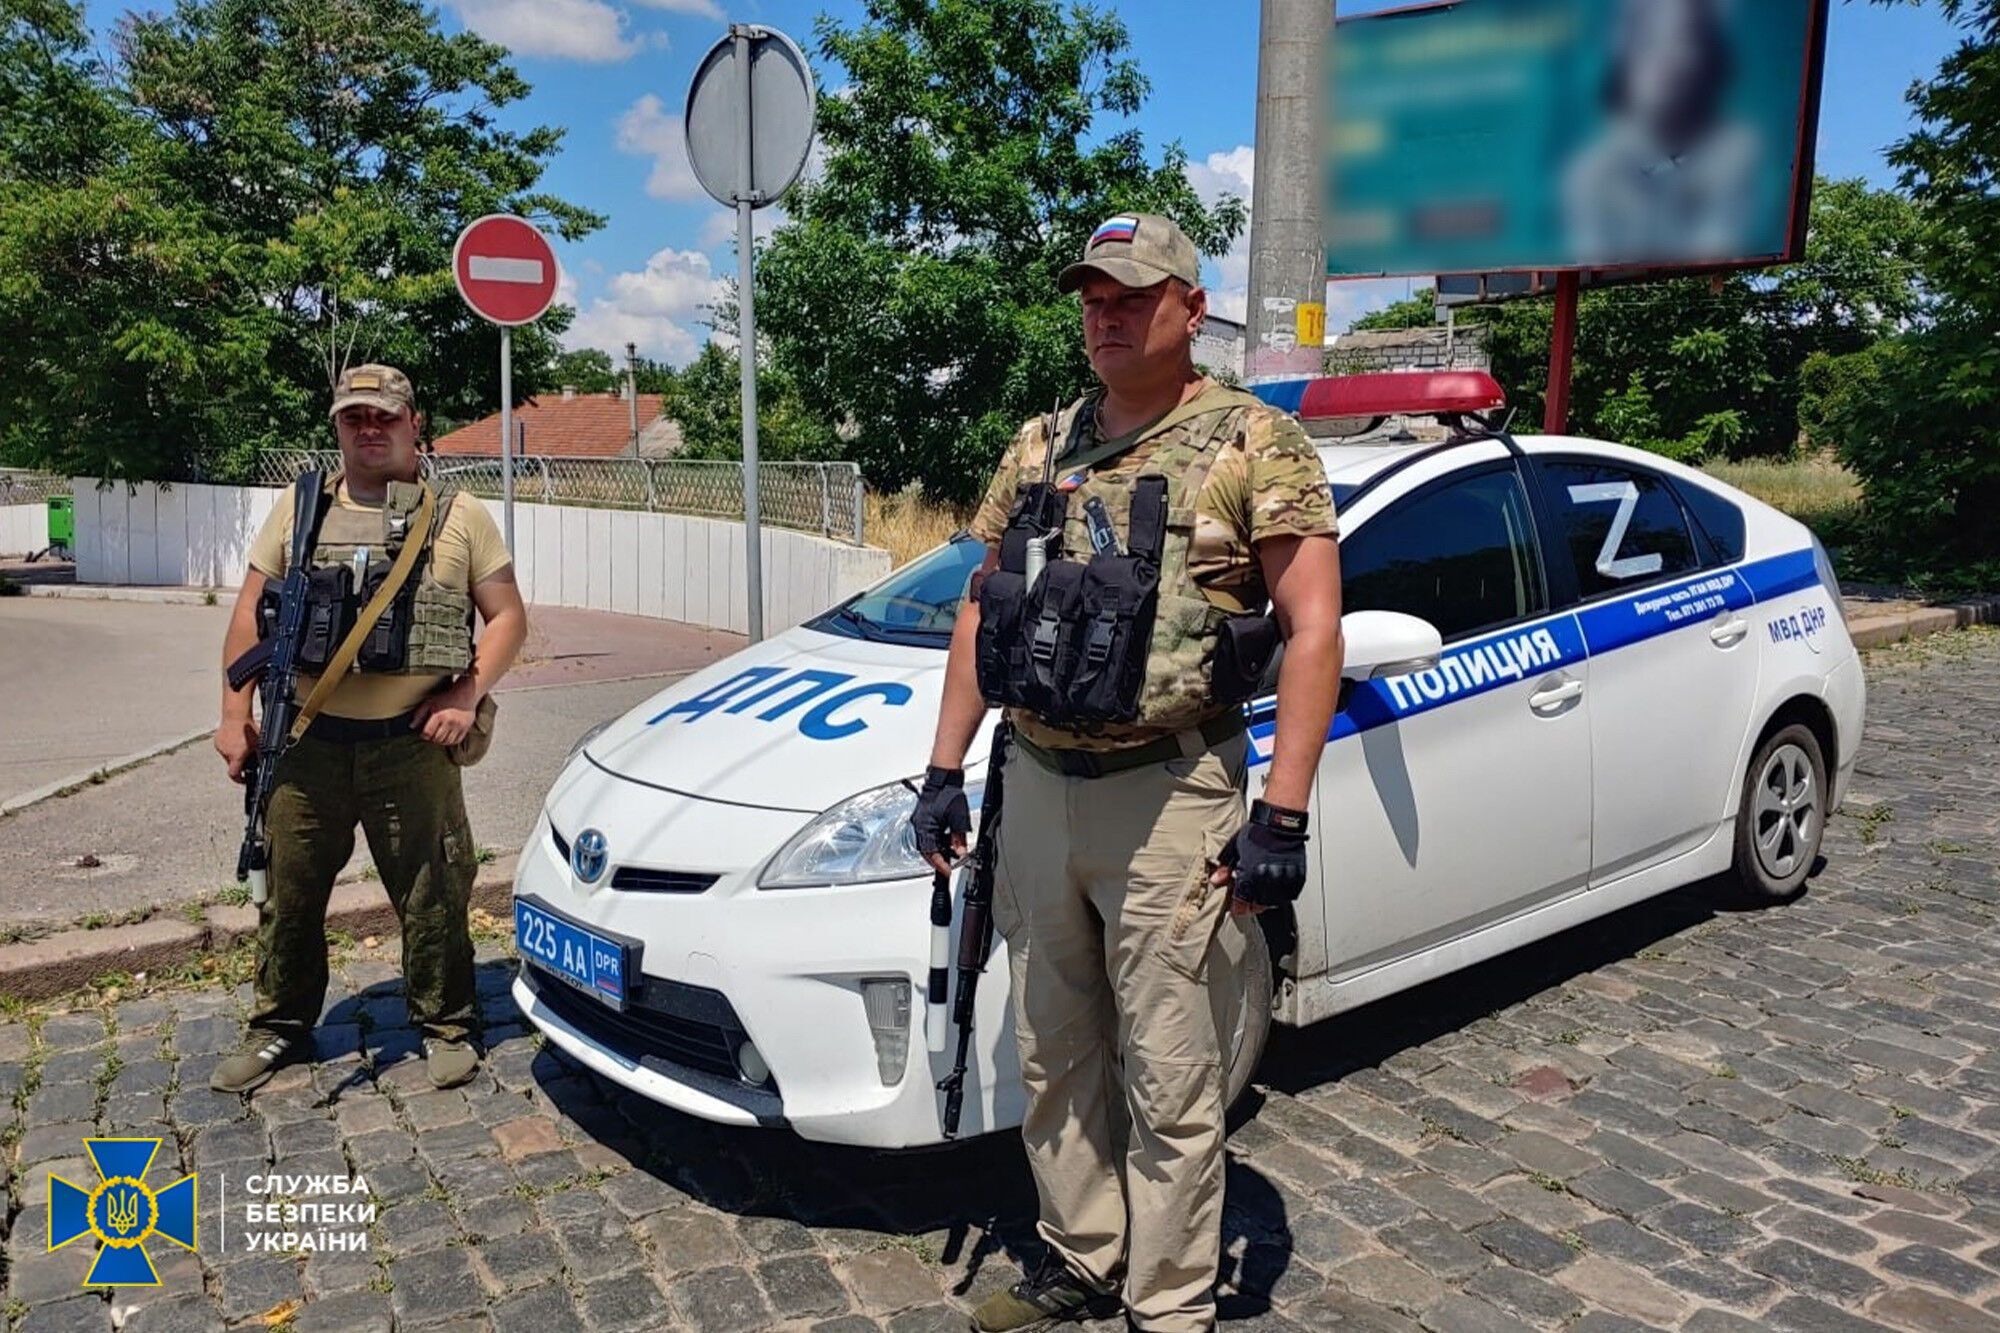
[1340,611,1444,682]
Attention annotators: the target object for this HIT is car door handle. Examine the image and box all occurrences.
[1529,679,1584,711]
[1710,616,1750,647]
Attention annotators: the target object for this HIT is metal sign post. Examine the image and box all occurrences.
[686,25,817,642]
[452,214,559,557]
[500,326,514,551]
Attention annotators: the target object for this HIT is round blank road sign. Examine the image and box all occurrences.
[453,215,559,326]
[684,25,818,210]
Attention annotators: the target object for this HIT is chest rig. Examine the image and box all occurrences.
[258,475,474,677]
[974,391,1282,732]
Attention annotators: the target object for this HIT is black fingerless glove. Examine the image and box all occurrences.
[1218,800,1310,907]
[912,766,970,858]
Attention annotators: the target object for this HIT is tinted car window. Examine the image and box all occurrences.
[1342,468,1547,642]
[1541,459,1699,600]
[1674,479,1748,564]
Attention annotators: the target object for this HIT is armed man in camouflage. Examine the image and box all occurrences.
[212,365,529,1095]
[914,215,1344,1333]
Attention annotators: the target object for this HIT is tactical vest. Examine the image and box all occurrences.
[974,390,1282,732]
[261,476,475,677]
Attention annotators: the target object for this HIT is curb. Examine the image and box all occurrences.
[1847,595,2000,651]
[24,583,221,606]
[0,854,520,1004]
[0,727,213,818]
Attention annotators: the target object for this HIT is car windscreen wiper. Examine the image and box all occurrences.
[825,604,892,642]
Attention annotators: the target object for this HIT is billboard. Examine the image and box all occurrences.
[1326,0,1830,280]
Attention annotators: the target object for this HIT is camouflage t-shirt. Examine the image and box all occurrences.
[969,380,1338,752]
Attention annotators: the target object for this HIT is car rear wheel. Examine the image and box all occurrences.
[1730,722,1827,904]
[1222,919,1275,1112]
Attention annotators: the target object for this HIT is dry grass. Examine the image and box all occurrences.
[1703,452,1864,531]
[865,488,974,567]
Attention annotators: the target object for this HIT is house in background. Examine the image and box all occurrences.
[431,386,684,458]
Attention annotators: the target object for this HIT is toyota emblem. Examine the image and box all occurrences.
[571,829,610,885]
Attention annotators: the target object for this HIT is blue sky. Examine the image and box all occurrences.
[89,0,1964,362]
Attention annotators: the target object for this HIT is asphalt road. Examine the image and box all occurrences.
[0,674,668,930]
[0,598,741,933]
[0,597,236,804]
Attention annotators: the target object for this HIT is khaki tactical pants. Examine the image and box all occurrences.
[251,731,479,1043]
[993,730,1251,1333]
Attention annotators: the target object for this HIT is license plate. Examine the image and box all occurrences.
[514,896,641,1011]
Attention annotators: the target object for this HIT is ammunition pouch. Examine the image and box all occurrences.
[975,475,1170,727]
[259,564,357,674]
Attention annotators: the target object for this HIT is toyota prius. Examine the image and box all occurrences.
[509,372,1865,1149]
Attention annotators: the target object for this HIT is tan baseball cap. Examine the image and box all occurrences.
[329,364,417,418]
[1058,213,1201,293]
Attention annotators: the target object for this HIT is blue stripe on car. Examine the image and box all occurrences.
[1244,547,1823,768]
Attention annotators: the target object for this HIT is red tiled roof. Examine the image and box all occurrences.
[432,393,666,458]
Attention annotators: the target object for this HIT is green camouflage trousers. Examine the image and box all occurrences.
[250,730,478,1043]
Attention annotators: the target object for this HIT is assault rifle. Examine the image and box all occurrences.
[937,718,1013,1139]
[224,473,326,906]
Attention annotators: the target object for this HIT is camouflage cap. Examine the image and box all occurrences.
[329,364,417,419]
[1059,213,1201,294]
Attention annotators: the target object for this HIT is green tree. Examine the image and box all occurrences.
[1801,0,2000,582]
[1344,178,1923,464]
[550,348,619,395]
[666,343,836,464]
[755,0,1246,502]
[0,0,602,480]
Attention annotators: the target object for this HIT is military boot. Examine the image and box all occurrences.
[969,1255,1121,1331]
[210,1030,305,1094]
[426,1037,479,1089]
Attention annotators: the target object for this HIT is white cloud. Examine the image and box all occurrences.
[1189,145,1257,323]
[630,0,723,15]
[447,0,641,61]
[562,247,726,365]
[1182,144,1406,336]
[1187,145,1255,206]
[617,94,708,201]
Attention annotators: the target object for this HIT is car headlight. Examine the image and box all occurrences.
[565,720,613,767]
[759,774,984,889]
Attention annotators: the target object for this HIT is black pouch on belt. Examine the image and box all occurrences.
[1211,612,1282,705]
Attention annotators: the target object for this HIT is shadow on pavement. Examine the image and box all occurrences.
[1254,866,1814,1098]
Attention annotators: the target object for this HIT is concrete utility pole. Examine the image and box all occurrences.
[1244,0,1332,384]
[625,341,640,450]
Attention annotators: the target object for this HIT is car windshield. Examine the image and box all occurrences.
[808,481,1358,649]
[807,534,987,647]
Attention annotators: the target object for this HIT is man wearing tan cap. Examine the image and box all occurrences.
[211,364,528,1094]
[914,214,1344,1331]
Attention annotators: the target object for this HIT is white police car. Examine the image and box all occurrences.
[510,372,1864,1149]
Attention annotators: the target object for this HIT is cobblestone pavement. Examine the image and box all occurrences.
[4,628,1999,1333]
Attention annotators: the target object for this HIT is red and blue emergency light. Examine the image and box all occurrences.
[1251,371,1507,422]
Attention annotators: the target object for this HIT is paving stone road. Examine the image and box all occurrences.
[4,627,1998,1333]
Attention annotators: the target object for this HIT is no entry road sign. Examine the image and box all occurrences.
[453,215,558,327]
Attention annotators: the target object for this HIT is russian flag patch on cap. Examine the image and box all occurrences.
[1090,215,1139,247]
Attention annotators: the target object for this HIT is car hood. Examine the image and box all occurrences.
[580,624,952,813]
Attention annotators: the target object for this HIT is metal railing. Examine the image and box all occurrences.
[243,451,866,545]
[0,469,68,505]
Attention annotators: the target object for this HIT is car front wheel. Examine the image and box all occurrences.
[1730,722,1827,904]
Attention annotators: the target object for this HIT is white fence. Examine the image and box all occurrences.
[68,481,892,636]
[0,504,48,557]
